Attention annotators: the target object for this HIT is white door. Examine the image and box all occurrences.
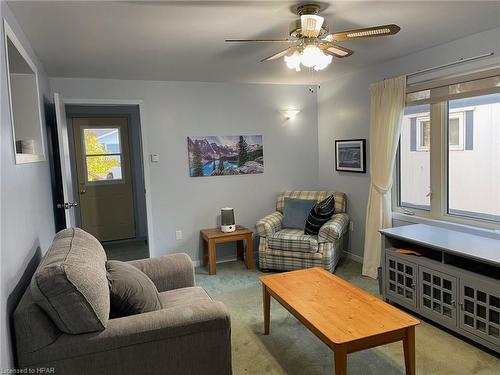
[54,93,77,228]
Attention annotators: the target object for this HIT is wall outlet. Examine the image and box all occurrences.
[175,230,182,240]
[349,221,354,232]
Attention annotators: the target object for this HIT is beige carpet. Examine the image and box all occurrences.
[195,258,500,375]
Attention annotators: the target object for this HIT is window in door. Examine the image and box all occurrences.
[82,128,123,182]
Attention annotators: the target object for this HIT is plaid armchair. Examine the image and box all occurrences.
[256,191,349,272]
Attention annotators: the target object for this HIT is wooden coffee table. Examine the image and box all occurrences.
[260,268,420,375]
[200,225,253,275]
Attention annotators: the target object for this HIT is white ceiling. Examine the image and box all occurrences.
[7,1,500,84]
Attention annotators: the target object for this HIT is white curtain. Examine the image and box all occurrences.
[362,76,406,279]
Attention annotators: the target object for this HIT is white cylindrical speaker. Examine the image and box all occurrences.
[220,207,235,233]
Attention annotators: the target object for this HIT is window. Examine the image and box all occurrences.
[448,93,500,222]
[83,128,123,182]
[400,104,431,210]
[395,69,500,227]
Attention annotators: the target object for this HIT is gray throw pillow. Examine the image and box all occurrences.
[106,260,162,318]
[282,198,317,230]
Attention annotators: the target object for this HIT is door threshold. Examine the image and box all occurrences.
[101,237,146,245]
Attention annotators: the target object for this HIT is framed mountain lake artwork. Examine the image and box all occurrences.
[187,135,264,177]
[335,139,366,173]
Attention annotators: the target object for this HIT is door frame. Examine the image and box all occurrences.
[62,98,155,256]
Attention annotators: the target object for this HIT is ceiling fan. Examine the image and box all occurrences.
[226,3,400,71]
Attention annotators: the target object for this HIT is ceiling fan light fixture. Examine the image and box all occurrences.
[226,3,401,73]
[301,45,323,67]
[314,54,332,71]
[284,51,302,71]
[300,14,324,37]
[283,44,332,71]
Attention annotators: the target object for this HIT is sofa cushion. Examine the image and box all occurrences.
[30,228,110,334]
[260,238,336,271]
[305,194,335,235]
[158,286,212,309]
[106,260,162,318]
[282,198,316,229]
[268,229,319,253]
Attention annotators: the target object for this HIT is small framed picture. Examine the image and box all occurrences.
[335,139,366,173]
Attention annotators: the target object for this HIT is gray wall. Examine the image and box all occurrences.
[65,105,148,241]
[318,27,500,259]
[0,2,55,369]
[50,78,319,262]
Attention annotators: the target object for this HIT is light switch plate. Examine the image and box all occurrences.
[151,154,160,162]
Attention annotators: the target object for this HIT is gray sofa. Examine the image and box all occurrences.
[13,228,232,374]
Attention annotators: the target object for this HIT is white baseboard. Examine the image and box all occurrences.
[343,250,363,264]
[192,255,238,268]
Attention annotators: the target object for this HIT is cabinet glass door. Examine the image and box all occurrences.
[386,255,417,308]
[419,266,457,328]
[459,277,500,347]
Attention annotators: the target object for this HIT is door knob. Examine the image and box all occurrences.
[80,189,86,194]
[57,202,78,209]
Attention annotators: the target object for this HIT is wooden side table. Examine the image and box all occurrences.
[200,225,254,275]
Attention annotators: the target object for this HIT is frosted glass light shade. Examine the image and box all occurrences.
[301,45,322,67]
[284,44,333,71]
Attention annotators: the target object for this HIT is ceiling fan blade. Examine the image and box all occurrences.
[225,39,293,43]
[260,47,293,62]
[301,14,324,38]
[319,43,353,58]
[328,24,400,41]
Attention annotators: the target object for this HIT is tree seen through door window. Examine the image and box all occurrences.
[83,128,123,182]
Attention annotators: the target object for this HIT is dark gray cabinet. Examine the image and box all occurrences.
[380,224,500,353]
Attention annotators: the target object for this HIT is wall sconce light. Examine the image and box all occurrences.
[281,109,301,120]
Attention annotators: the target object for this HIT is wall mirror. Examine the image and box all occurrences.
[4,20,45,164]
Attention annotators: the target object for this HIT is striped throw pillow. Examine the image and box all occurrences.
[304,195,335,235]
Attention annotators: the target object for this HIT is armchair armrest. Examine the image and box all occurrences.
[128,253,195,292]
[318,213,349,242]
[24,301,230,366]
[256,211,283,237]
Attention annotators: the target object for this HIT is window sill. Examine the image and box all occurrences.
[392,212,500,240]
